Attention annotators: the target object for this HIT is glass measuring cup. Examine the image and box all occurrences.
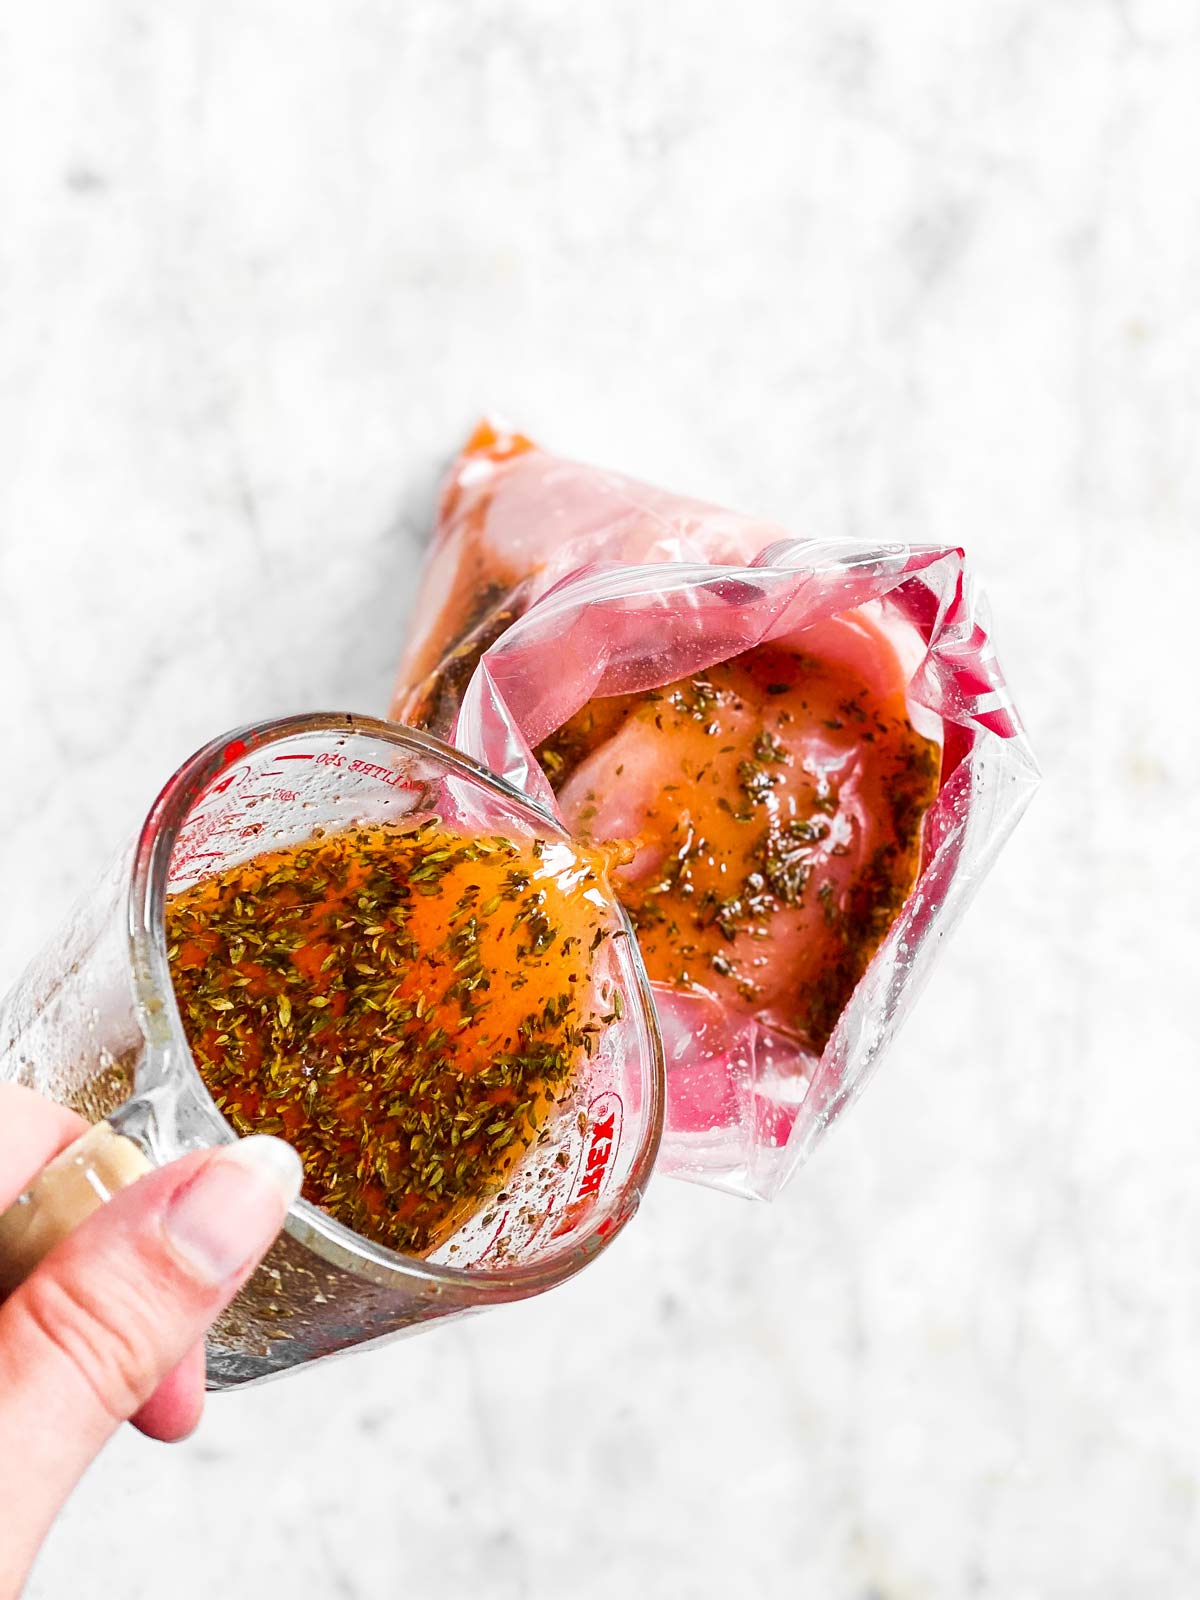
[0,714,665,1387]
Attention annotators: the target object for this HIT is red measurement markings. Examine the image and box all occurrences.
[205,764,251,801]
[239,789,299,804]
[465,1208,511,1268]
[519,1195,557,1251]
[312,751,421,789]
[171,809,245,879]
[348,757,422,790]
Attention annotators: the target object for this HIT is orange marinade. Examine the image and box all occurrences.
[165,822,616,1256]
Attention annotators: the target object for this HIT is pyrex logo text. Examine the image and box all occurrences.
[573,1091,624,1205]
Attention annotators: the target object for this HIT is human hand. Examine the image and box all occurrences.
[0,1085,301,1597]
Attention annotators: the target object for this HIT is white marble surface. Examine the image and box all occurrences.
[2,0,1198,1594]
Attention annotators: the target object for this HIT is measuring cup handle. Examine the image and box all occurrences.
[0,1121,152,1294]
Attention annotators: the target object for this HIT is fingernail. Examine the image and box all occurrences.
[163,1136,303,1286]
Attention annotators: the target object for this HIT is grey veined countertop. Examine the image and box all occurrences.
[3,2,1198,1596]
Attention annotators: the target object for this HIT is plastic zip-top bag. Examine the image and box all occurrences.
[392,423,1037,1199]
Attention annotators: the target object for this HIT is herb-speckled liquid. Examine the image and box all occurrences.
[166,822,617,1257]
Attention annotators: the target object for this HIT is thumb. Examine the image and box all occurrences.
[0,1136,301,1593]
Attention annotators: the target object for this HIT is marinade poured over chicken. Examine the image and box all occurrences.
[536,614,940,1056]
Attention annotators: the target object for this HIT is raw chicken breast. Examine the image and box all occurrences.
[538,614,940,1055]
